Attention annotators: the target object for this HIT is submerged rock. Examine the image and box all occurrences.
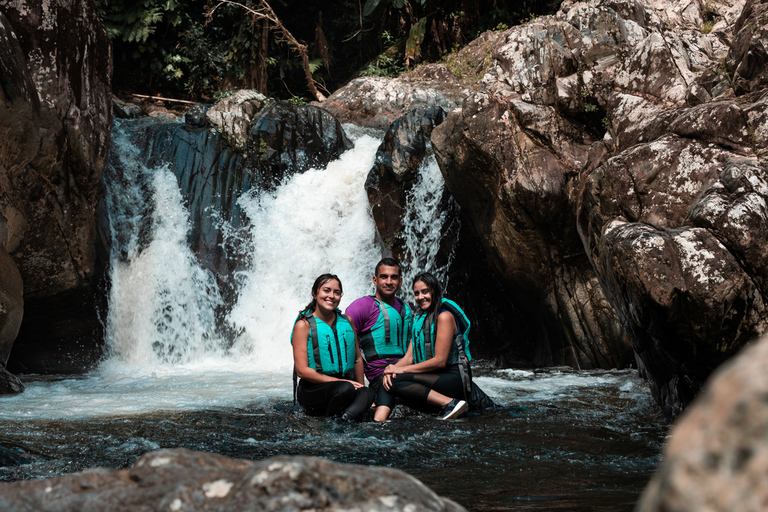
[0,449,466,512]
[636,333,768,511]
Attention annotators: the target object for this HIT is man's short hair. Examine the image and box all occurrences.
[375,257,401,276]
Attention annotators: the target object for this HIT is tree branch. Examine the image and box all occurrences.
[206,0,326,101]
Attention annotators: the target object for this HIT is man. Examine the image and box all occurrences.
[345,258,413,421]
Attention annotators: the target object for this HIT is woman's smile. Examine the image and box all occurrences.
[413,280,432,310]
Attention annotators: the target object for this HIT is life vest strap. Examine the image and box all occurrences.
[373,298,392,345]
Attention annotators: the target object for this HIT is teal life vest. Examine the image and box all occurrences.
[412,298,472,365]
[358,297,413,362]
[291,309,356,376]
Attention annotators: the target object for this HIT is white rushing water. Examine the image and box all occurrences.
[0,121,385,419]
[399,150,454,301]
[0,119,649,424]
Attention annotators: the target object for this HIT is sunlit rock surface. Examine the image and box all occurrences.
[636,333,768,511]
[0,449,466,512]
[320,64,469,130]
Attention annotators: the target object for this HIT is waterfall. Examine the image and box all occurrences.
[101,121,381,372]
[400,148,455,300]
[103,120,225,368]
[224,130,382,370]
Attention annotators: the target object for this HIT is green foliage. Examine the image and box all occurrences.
[100,0,565,101]
[404,18,427,66]
[212,90,237,101]
[584,103,598,113]
[358,31,405,77]
[358,54,405,77]
[288,96,308,105]
[702,20,714,34]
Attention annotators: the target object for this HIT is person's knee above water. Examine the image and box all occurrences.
[345,258,412,422]
[291,273,374,421]
[383,271,477,420]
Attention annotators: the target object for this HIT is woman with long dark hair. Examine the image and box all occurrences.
[291,274,374,421]
[382,271,473,420]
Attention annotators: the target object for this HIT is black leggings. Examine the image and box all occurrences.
[297,379,375,420]
[368,375,396,410]
[388,365,464,413]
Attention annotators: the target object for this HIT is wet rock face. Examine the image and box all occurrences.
[365,106,449,257]
[364,107,533,363]
[0,449,466,512]
[636,333,768,512]
[432,91,630,369]
[0,0,112,297]
[0,1,112,375]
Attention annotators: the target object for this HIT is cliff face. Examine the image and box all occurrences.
[0,0,112,375]
[434,0,768,419]
[324,0,768,419]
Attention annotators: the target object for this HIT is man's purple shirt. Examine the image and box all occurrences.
[345,295,406,381]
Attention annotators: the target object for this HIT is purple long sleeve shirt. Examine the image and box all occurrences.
[345,296,407,381]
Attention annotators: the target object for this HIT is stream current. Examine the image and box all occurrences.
[0,117,665,511]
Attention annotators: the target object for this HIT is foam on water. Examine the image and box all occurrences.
[225,133,382,370]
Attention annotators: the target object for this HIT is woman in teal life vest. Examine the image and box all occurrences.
[383,271,470,420]
[291,274,375,421]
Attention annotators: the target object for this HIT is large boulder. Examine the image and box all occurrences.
[431,0,768,418]
[365,106,450,257]
[326,0,767,417]
[574,0,768,419]
[0,1,112,375]
[0,449,465,512]
[636,333,768,511]
[319,63,471,130]
[0,245,22,369]
[365,106,540,364]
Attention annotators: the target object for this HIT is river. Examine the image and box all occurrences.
[0,116,665,511]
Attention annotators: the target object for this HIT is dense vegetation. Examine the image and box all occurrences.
[98,0,561,103]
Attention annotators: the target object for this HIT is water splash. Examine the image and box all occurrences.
[102,120,224,368]
[400,150,455,300]
[101,120,382,372]
[225,133,382,370]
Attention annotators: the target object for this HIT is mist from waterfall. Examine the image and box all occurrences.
[102,122,225,368]
[101,121,382,375]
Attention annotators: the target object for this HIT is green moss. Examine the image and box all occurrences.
[441,44,493,83]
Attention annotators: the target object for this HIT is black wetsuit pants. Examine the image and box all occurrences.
[387,365,464,413]
[297,378,375,420]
